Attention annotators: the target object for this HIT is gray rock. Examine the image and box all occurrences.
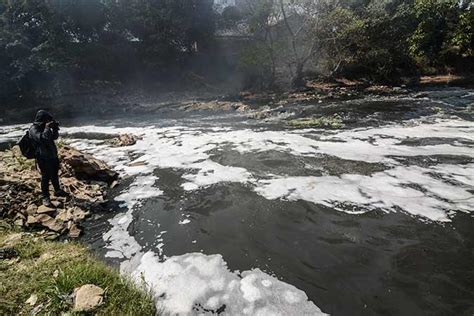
[73,284,104,312]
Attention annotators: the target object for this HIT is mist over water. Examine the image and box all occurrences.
[1,88,473,314]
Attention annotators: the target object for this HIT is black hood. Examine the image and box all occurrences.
[34,110,53,124]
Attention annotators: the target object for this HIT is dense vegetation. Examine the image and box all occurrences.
[0,0,215,108]
[233,0,473,88]
[0,0,472,108]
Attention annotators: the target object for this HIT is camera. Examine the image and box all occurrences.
[49,120,60,131]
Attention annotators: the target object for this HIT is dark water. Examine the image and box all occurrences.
[84,169,474,315]
[83,89,474,315]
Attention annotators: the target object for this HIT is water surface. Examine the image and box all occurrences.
[1,88,473,315]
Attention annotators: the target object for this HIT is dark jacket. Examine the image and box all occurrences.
[29,110,59,159]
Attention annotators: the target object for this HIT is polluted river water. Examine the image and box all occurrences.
[1,88,473,315]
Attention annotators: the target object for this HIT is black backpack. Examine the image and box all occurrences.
[17,131,37,159]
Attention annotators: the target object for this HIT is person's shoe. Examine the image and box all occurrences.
[42,197,54,208]
[54,189,70,198]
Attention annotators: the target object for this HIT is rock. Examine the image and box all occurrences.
[1,145,110,238]
[27,215,39,225]
[71,207,88,222]
[60,146,118,185]
[111,134,139,147]
[127,161,147,167]
[73,284,104,312]
[35,214,52,222]
[37,205,56,214]
[57,207,88,223]
[14,218,24,227]
[26,204,38,215]
[68,222,81,238]
[236,104,250,112]
[55,209,72,222]
[25,294,38,306]
[51,200,63,208]
[41,217,65,232]
[43,232,60,241]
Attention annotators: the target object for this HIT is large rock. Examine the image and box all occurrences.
[67,222,81,238]
[26,205,37,215]
[37,205,56,214]
[56,207,88,223]
[41,217,65,232]
[110,134,139,147]
[27,216,39,225]
[59,146,118,185]
[73,284,104,312]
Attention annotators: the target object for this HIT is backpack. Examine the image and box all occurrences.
[17,131,37,159]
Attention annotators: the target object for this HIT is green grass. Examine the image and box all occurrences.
[0,229,156,315]
[288,115,345,129]
[57,138,66,150]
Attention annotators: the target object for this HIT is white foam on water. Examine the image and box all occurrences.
[2,119,471,232]
[254,164,474,222]
[104,176,163,259]
[132,252,326,315]
[0,124,28,142]
[181,160,252,191]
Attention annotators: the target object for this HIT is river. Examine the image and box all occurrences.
[1,87,473,315]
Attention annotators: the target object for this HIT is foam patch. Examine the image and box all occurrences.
[132,252,326,315]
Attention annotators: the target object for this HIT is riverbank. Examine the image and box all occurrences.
[0,229,156,315]
[1,75,472,126]
[0,141,156,314]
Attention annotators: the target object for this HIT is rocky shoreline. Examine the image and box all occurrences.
[0,143,119,239]
[1,75,472,126]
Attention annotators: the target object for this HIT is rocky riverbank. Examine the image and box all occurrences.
[0,145,117,239]
[1,75,472,126]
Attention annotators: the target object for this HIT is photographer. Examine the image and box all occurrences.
[29,110,69,207]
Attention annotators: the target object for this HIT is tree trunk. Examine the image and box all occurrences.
[292,63,305,88]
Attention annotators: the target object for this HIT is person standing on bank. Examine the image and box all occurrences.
[29,110,69,207]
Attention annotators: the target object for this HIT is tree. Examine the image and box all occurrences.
[0,0,70,105]
[409,0,472,71]
[0,0,218,107]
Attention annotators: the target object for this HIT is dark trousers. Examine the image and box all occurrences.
[37,158,60,198]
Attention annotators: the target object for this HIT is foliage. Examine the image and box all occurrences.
[235,0,473,88]
[0,0,472,98]
[0,0,216,107]
[452,7,474,58]
[238,42,275,90]
[409,0,459,66]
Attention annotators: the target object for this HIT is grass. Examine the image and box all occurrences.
[9,146,35,172]
[0,228,156,315]
[288,115,345,129]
